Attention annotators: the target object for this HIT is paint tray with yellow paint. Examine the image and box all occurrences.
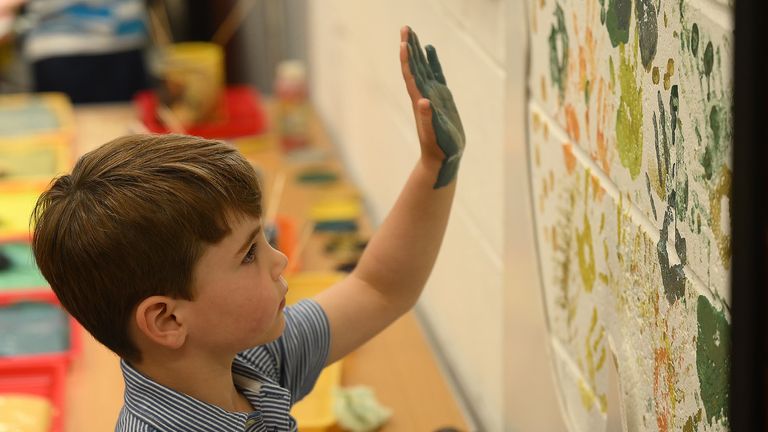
[309,197,361,222]
[286,272,345,432]
[309,196,362,232]
[0,394,53,432]
[0,93,75,181]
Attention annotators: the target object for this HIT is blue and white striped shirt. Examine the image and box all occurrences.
[115,300,331,432]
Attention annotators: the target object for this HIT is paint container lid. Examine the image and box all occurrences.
[276,60,307,89]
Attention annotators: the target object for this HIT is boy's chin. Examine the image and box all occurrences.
[246,317,286,348]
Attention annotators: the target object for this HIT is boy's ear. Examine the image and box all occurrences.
[135,296,187,350]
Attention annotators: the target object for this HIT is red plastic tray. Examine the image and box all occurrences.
[134,85,268,139]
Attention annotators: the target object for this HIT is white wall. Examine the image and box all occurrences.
[307,1,564,430]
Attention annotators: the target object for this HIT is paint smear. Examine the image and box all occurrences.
[554,188,578,340]
[703,41,714,77]
[709,166,732,270]
[635,0,658,69]
[645,172,658,220]
[549,4,569,101]
[605,0,631,47]
[683,409,703,432]
[696,295,730,425]
[657,203,685,304]
[578,307,607,413]
[654,332,677,432]
[576,215,596,294]
[663,58,675,90]
[562,142,577,174]
[576,175,596,293]
[565,105,580,142]
[691,24,700,57]
[615,44,644,179]
[701,100,732,183]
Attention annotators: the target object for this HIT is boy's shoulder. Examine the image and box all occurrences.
[236,299,330,381]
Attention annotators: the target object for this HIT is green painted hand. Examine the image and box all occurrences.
[401,27,465,189]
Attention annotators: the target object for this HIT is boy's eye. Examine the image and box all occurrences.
[243,243,258,264]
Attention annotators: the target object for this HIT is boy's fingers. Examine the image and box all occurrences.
[410,30,435,81]
[407,44,428,96]
[406,32,422,78]
[425,45,446,85]
[400,42,421,102]
[417,98,437,144]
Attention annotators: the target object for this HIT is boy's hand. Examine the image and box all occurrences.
[400,26,465,189]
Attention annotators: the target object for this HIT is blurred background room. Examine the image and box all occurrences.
[0,0,753,431]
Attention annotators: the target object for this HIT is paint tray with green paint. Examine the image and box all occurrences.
[0,241,49,293]
[0,289,81,361]
[310,198,361,232]
[0,302,70,356]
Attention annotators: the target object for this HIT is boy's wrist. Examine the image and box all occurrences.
[419,153,444,171]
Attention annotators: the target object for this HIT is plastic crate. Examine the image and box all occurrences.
[0,236,48,293]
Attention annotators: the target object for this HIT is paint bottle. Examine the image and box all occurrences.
[274,60,310,152]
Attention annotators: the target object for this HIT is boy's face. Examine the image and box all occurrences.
[184,214,289,355]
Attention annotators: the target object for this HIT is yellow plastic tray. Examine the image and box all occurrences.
[0,133,72,180]
[0,182,48,238]
[286,272,345,432]
[0,92,75,181]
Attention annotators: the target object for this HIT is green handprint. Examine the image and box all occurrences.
[406,28,466,189]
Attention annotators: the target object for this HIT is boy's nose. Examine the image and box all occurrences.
[270,246,288,279]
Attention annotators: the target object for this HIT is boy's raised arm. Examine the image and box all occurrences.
[314,26,465,365]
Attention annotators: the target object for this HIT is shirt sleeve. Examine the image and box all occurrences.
[274,299,331,404]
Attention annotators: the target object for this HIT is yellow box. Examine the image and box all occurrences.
[286,272,345,432]
[0,181,48,238]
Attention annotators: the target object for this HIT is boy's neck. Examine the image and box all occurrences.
[130,351,253,413]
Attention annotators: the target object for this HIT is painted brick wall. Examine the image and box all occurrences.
[527,0,733,430]
[307,1,564,430]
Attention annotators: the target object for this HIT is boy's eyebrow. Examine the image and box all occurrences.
[236,225,262,257]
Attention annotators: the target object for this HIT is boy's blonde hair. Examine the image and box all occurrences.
[32,134,262,361]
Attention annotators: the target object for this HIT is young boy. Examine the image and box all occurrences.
[31,26,464,431]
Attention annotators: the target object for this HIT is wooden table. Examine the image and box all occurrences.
[65,101,471,432]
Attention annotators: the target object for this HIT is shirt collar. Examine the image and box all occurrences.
[121,356,293,431]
